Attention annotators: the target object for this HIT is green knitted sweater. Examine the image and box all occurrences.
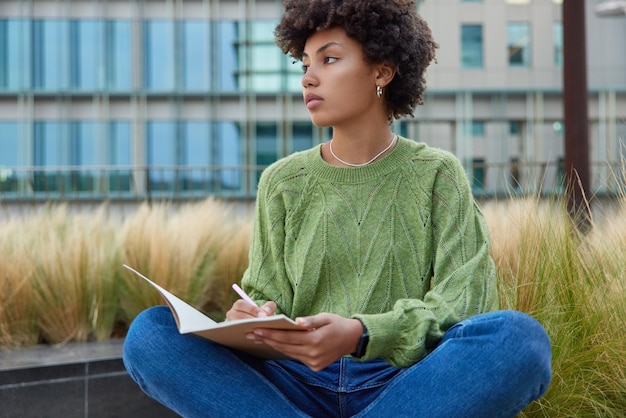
[241,136,498,368]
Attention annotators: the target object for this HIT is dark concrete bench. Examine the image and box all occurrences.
[0,339,178,418]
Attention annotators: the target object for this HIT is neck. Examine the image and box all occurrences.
[328,131,397,167]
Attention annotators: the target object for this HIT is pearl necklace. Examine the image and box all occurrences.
[329,134,398,167]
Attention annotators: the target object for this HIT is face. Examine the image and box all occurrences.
[301,27,383,128]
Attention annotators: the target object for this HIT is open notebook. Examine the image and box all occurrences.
[123,264,303,359]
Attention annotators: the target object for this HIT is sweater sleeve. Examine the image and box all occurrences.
[240,163,293,314]
[354,156,499,368]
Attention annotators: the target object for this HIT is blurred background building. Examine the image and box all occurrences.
[0,0,624,204]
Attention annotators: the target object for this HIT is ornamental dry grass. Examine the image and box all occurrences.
[483,196,626,417]
[1,195,624,415]
[0,217,38,347]
[31,205,120,343]
[118,198,251,323]
[0,198,251,347]
[0,204,119,345]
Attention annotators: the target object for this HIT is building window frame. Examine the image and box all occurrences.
[461,24,484,69]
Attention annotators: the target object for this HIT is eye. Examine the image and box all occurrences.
[301,64,309,73]
[324,57,338,64]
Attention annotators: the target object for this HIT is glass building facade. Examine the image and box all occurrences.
[0,0,624,201]
[0,11,319,199]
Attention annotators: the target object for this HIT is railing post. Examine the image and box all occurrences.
[563,0,591,231]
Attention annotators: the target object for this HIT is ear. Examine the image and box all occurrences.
[375,62,396,88]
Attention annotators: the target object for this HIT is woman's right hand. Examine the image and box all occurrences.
[226,300,277,321]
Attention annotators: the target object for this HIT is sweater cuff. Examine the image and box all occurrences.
[352,311,398,360]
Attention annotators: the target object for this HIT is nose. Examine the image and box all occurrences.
[301,67,318,89]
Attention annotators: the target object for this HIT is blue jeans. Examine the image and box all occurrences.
[123,307,551,418]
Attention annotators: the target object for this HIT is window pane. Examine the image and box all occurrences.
[509,121,522,135]
[553,22,563,68]
[0,123,18,166]
[70,122,96,192]
[71,122,95,165]
[249,21,275,42]
[251,45,282,71]
[470,121,485,137]
[218,121,242,191]
[0,21,6,88]
[237,21,288,92]
[108,121,131,192]
[286,49,304,91]
[472,157,485,190]
[248,44,283,91]
[292,123,313,152]
[397,120,409,138]
[109,122,131,165]
[256,122,278,166]
[106,21,132,91]
[144,21,175,91]
[147,121,176,192]
[184,21,210,91]
[147,121,176,166]
[33,122,65,192]
[461,24,483,68]
[0,20,31,90]
[34,122,64,166]
[33,20,70,91]
[0,123,18,192]
[250,74,282,91]
[508,22,531,67]
[183,121,211,191]
[287,63,303,92]
[183,122,211,166]
[71,20,104,90]
[217,21,238,92]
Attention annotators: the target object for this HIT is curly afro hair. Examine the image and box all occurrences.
[274,0,438,121]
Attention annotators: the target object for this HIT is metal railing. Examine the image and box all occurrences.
[0,165,265,201]
[0,161,623,202]
[466,159,624,198]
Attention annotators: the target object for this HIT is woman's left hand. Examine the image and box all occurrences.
[247,313,364,371]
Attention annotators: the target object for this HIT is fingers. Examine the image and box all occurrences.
[295,312,331,329]
[252,326,337,372]
[250,328,317,357]
[253,313,331,344]
[249,315,327,352]
[236,311,352,371]
[226,300,269,321]
[260,301,277,316]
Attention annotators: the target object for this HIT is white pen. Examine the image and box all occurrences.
[232,283,257,307]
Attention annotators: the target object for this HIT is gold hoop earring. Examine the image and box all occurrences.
[376,85,383,98]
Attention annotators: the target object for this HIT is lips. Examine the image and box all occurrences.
[305,93,323,109]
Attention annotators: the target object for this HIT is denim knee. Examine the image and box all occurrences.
[123,306,175,385]
[498,310,552,396]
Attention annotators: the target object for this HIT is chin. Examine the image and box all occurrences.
[308,114,333,128]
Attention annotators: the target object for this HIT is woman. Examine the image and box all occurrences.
[123,1,551,416]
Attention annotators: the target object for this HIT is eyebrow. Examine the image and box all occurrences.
[302,41,343,59]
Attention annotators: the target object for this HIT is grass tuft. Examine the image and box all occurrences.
[483,194,626,417]
[1,194,624,415]
[27,204,120,344]
[119,198,251,323]
[0,217,39,347]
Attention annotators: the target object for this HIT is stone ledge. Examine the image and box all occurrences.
[0,340,178,418]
